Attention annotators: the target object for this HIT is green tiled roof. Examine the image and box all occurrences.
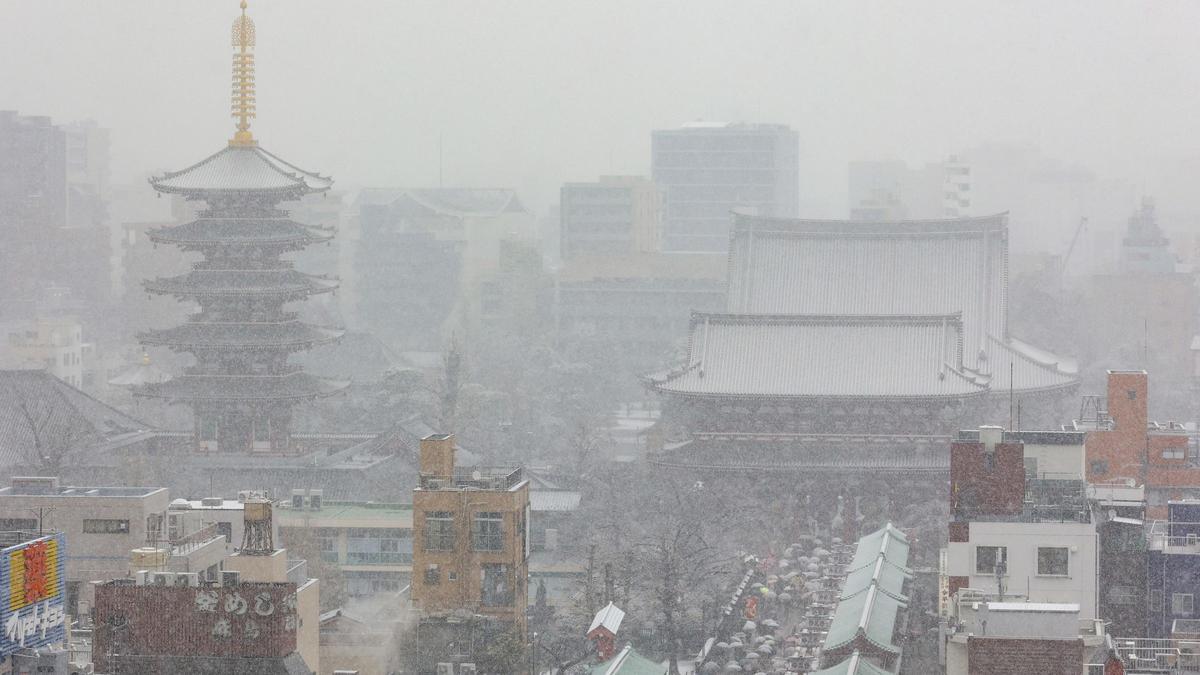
[823,585,906,655]
[841,557,911,602]
[848,523,909,570]
[588,646,664,675]
[812,651,893,675]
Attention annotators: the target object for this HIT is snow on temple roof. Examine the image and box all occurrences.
[0,370,152,467]
[136,371,348,402]
[727,213,1009,371]
[150,145,332,196]
[359,188,527,218]
[139,321,343,350]
[720,212,1079,396]
[647,313,987,400]
[588,602,626,636]
[148,217,332,248]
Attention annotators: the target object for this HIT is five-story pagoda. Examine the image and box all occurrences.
[137,1,346,454]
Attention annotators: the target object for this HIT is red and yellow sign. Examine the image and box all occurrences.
[8,538,59,612]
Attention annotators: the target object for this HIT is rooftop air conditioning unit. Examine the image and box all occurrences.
[291,489,306,509]
[435,664,455,675]
[459,664,477,674]
[201,497,223,507]
[176,572,200,588]
[151,572,173,587]
[10,476,59,492]
[135,570,148,586]
[308,489,323,511]
[221,570,240,588]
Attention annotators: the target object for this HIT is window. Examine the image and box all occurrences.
[423,512,455,551]
[198,416,218,442]
[1173,593,1194,616]
[346,527,412,564]
[1037,547,1069,576]
[424,565,440,585]
[1023,456,1038,479]
[216,521,233,543]
[1108,585,1137,606]
[252,418,271,443]
[0,518,37,532]
[1164,445,1186,460]
[146,514,163,543]
[1151,589,1164,612]
[83,519,130,535]
[481,563,513,606]
[472,512,504,552]
[975,546,1007,575]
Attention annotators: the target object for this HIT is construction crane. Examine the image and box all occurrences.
[1059,217,1088,290]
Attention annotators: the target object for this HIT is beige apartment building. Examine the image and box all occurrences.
[0,476,227,614]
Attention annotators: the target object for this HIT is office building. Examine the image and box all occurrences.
[560,176,662,259]
[651,122,798,252]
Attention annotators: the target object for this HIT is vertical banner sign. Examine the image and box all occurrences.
[0,534,67,656]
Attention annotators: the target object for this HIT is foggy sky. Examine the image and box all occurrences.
[4,0,1199,216]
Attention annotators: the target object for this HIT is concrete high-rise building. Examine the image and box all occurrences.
[651,122,798,253]
[560,176,662,259]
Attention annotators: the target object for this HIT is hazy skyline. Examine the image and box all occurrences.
[4,1,1200,216]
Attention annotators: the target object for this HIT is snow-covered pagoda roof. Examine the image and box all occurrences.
[136,371,347,403]
[143,268,338,299]
[139,321,343,351]
[149,145,332,197]
[647,313,988,400]
[148,217,332,248]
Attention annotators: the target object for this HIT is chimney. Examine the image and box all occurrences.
[420,433,455,481]
[979,425,1003,452]
[1106,370,1148,438]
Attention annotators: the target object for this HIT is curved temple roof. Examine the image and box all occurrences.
[727,213,1009,373]
[136,371,348,403]
[647,312,988,400]
[149,145,332,197]
[143,269,338,299]
[148,218,332,248]
[139,322,343,350]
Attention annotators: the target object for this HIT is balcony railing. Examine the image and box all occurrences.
[1112,637,1200,672]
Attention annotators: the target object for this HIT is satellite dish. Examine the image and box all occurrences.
[471,470,482,481]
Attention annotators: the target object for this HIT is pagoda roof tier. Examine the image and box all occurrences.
[149,145,332,197]
[135,371,348,403]
[139,321,343,350]
[148,217,333,248]
[143,269,338,298]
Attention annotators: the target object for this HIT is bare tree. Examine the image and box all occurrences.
[636,495,728,675]
[13,379,97,475]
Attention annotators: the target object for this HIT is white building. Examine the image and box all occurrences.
[946,427,1099,620]
[946,519,1098,620]
[651,122,799,253]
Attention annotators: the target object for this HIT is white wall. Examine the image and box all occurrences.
[947,520,1098,619]
[1022,442,1086,480]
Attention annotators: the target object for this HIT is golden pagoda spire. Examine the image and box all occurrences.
[229,0,257,147]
